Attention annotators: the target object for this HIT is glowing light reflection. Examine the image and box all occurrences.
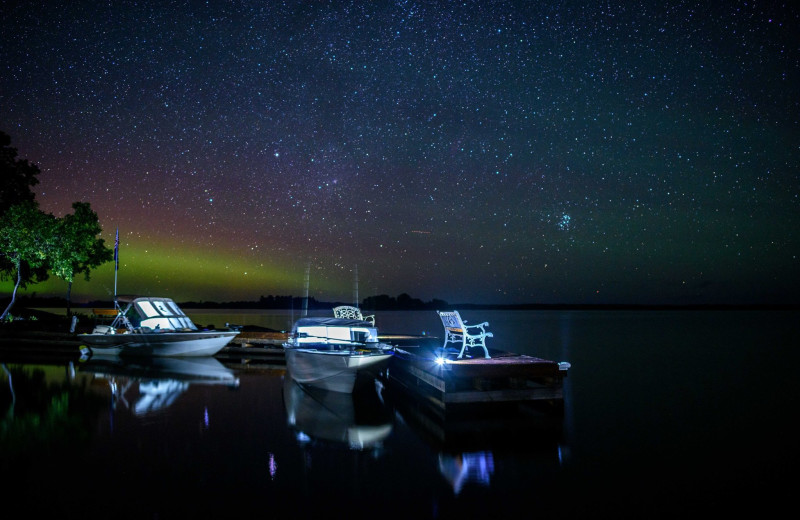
[268,452,278,479]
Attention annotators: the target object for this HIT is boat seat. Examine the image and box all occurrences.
[333,305,375,326]
[91,325,116,335]
[436,310,492,359]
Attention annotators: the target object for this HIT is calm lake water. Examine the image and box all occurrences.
[2,309,798,518]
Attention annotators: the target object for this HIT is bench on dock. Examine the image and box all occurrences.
[436,310,492,359]
[333,305,375,326]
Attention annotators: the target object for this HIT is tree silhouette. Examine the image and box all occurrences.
[0,201,56,320]
[1,130,46,287]
[1,131,113,320]
[0,130,40,214]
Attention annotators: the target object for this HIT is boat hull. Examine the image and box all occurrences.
[79,331,239,357]
[284,347,393,393]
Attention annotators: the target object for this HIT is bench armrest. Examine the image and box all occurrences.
[463,321,489,330]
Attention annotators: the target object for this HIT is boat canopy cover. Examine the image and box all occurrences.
[292,317,374,329]
[128,297,197,331]
[291,317,378,344]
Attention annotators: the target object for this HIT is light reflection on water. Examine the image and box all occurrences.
[3,309,799,517]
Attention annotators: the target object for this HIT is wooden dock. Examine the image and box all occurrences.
[215,331,288,366]
[2,327,570,414]
[381,338,569,412]
[228,330,288,347]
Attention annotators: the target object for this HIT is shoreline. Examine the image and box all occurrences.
[5,298,799,313]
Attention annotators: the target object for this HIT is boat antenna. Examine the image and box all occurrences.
[302,261,310,317]
[113,227,119,307]
[353,264,359,307]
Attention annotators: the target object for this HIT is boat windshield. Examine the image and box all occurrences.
[133,298,197,331]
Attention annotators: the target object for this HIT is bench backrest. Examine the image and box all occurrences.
[437,310,464,331]
[333,305,364,320]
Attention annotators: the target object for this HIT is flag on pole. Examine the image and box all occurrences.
[114,228,119,269]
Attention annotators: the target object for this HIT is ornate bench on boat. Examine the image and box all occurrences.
[436,310,493,359]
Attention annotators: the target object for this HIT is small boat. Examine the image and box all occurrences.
[283,317,394,393]
[79,296,239,357]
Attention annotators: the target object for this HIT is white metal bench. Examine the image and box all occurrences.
[333,305,376,326]
[436,310,492,359]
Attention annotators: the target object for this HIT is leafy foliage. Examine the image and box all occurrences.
[50,202,113,284]
[0,201,56,276]
[1,131,48,286]
[0,132,112,318]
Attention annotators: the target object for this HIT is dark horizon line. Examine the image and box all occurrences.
[5,294,798,312]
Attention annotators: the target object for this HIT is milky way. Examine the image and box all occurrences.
[2,1,798,305]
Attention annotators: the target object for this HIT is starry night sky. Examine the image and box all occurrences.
[2,1,798,305]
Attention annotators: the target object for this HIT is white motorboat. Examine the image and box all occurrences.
[283,317,394,393]
[79,296,239,357]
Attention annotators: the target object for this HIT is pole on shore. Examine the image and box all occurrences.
[113,227,119,306]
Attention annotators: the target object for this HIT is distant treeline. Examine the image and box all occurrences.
[4,293,798,312]
[148,293,452,311]
[3,293,449,311]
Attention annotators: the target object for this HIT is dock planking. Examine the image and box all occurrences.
[382,339,569,411]
[228,330,288,347]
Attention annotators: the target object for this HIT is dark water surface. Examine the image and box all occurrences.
[2,309,798,518]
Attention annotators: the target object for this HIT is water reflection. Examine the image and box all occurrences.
[381,378,567,495]
[78,356,239,415]
[438,451,495,494]
[1,358,108,465]
[283,376,393,452]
